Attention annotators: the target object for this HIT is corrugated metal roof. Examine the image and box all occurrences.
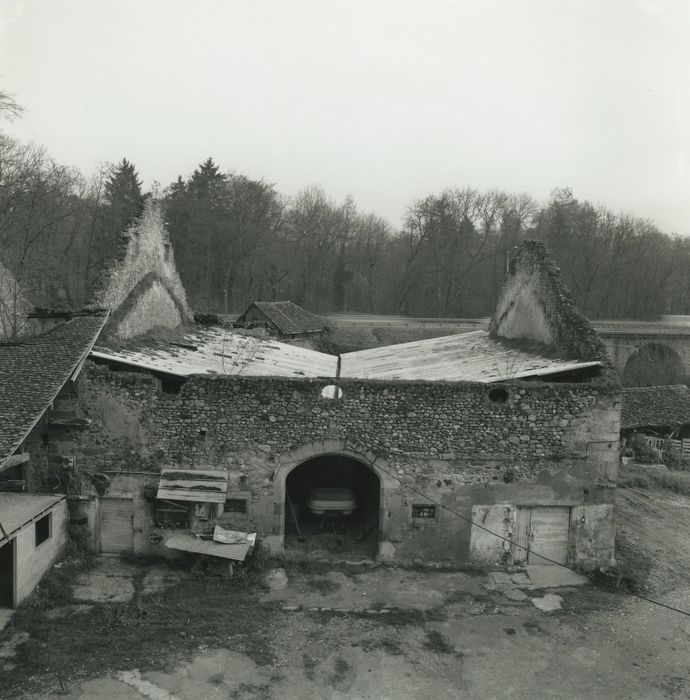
[92,327,600,384]
[339,331,601,383]
[91,327,337,379]
[163,533,253,561]
[157,468,228,503]
[0,493,64,541]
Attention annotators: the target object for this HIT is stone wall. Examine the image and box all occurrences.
[46,363,620,568]
[490,241,610,365]
[88,201,192,339]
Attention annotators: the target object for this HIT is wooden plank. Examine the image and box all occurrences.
[512,507,531,565]
[100,498,134,553]
[528,507,570,566]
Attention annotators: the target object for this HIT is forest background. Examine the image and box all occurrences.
[1,91,688,324]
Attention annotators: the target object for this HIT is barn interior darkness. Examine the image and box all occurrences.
[284,454,380,557]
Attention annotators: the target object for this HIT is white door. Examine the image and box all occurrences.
[528,507,570,566]
[100,498,134,553]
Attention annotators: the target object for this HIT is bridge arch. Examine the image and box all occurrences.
[622,342,686,386]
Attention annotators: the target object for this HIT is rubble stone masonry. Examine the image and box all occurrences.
[47,363,620,568]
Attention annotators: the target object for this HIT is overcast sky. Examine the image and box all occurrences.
[1,0,689,233]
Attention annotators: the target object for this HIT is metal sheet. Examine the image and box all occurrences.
[0,494,64,542]
[341,331,601,383]
[157,468,228,504]
[164,534,252,561]
[91,326,337,379]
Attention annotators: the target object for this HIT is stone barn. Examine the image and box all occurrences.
[50,240,620,570]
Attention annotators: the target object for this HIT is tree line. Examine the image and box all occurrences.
[1,99,689,324]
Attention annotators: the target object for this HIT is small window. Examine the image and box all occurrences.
[488,388,509,404]
[224,498,248,514]
[412,504,436,519]
[35,513,51,546]
[155,501,189,529]
[321,385,343,400]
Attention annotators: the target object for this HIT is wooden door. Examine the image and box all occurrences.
[0,539,15,607]
[528,507,571,566]
[99,498,134,553]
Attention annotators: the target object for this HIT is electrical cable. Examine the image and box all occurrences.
[369,458,690,618]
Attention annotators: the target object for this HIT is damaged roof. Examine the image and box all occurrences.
[91,327,338,378]
[621,385,690,430]
[237,301,328,335]
[340,331,601,382]
[91,327,601,384]
[0,312,109,469]
[157,468,228,503]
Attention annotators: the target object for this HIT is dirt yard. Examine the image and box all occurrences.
[1,483,689,699]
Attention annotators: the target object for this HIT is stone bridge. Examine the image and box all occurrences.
[593,322,690,386]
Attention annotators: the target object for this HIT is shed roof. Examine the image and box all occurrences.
[621,385,690,430]
[340,331,601,383]
[0,312,109,469]
[0,493,64,542]
[91,326,338,379]
[157,468,228,503]
[237,301,328,335]
[92,327,600,384]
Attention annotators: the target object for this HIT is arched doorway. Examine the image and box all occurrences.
[623,343,686,386]
[284,453,380,559]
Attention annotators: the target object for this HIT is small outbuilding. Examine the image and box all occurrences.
[0,493,68,609]
[235,301,328,338]
[621,385,690,458]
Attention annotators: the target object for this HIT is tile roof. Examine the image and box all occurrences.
[621,385,690,430]
[0,312,109,468]
[237,301,328,335]
[92,327,601,384]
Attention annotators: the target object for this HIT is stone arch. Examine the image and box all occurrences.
[270,439,397,559]
[623,342,686,386]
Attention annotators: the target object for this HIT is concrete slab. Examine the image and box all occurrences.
[0,609,14,633]
[489,571,513,587]
[72,557,138,603]
[141,567,182,597]
[45,604,94,621]
[0,631,29,672]
[526,565,588,589]
[510,572,532,587]
[530,593,563,612]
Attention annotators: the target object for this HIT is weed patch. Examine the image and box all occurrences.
[0,565,279,698]
[306,577,341,595]
[423,630,455,654]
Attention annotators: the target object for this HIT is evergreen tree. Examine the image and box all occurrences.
[104,158,145,233]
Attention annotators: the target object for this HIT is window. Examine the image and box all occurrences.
[488,388,509,404]
[224,498,248,514]
[35,513,51,546]
[155,501,189,529]
[412,504,436,519]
